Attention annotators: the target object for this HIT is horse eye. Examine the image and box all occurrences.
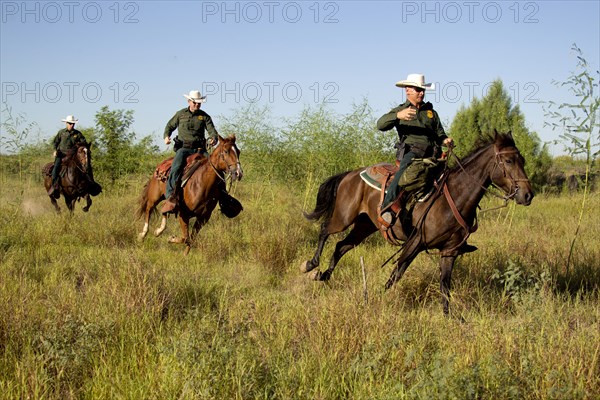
[505,158,512,164]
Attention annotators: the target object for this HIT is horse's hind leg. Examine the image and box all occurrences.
[153,215,168,237]
[300,221,331,274]
[82,194,92,212]
[314,215,377,281]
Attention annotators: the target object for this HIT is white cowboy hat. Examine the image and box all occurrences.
[61,115,78,123]
[395,73,435,90]
[183,90,207,103]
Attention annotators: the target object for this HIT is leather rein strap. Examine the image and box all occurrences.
[442,181,478,253]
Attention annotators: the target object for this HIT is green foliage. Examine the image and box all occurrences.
[0,104,41,180]
[92,106,159,183]
[221,100,392,185]
[449,80,552,189]
[545,44,600,161]
[543,44,600,274]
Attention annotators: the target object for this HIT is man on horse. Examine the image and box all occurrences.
[47,115,96,198]
[378,74,454,225]
[161,90,219,215]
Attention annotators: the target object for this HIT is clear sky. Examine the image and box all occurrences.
[1,0,599,155]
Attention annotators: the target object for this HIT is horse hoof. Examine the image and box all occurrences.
[168,235,185,244]
[309,270,322,281]
[183,246,191,256]
[300,260,315,273]
[82,207,89,213]
[137,232,147,241]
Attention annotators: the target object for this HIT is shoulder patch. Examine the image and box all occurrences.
[427,110,434,119]
[197,116,204,120]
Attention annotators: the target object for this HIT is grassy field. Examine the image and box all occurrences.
[1,165,599,399]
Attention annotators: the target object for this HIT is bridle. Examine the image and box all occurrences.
[450,145,529,207]
[208,142,241,184]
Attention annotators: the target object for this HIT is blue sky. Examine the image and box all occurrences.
[1,0,599,155]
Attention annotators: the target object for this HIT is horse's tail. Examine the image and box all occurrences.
[136,178,153,219]
[304,171,351,222]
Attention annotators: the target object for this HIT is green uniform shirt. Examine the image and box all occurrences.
[377,100,447,148]
[53,128,87,153]
[164,107,218,147]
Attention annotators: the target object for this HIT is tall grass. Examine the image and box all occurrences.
[1,160,599,399]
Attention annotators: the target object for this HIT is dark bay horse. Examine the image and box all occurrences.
[301,132,534,313]
[137,135,243,255]
[43,142,95,214]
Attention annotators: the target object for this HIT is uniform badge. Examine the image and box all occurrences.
[197,116,204,120]
[427,110,434,119]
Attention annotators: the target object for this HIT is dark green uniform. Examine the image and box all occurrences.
[164,107,218,149]
[53,128,87,154]
[377,100,446,148]
[164,107,219,199]
[51,128,88,185]
[378,100,447,209]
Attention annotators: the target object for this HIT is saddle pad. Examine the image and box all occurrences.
[359,162,398,191]
[153,154,206,182]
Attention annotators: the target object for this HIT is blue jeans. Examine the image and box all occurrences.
[382,151,417,209]
[165,147,197,199]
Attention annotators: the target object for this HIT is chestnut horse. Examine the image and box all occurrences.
[301,132,534,314]
[136,135,243,255]
[43,142,95,214]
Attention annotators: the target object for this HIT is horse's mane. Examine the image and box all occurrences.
[449,132,515,172]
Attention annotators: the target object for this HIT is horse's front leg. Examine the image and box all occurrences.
[49,195,61,213]
[169,214,191,254]
[439,256,456,315]
[65,195,76,214]
[190,213,210,240]
[82,194,92,212]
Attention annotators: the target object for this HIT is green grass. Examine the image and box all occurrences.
[1,169,599,399]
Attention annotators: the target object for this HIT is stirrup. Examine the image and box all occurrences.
[418,187,435,203]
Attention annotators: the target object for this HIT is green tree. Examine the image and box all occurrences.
[93,106,158,183]
[449,80,551,189]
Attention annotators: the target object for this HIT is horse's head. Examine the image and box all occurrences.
[489,131,534,206]
[70,142,89,171]
[211,135,243,181]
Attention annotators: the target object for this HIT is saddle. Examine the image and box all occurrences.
[360,160,444,242]
[360,163,406,217]
[42,152,79,177]
[153,153,207,183]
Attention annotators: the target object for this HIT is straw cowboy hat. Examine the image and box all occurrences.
[61,115,78,124]
[183,90,207,103]
[395,74,435,90]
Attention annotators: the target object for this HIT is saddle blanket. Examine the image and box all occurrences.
[359,162,398,191]
[154,153,206,182]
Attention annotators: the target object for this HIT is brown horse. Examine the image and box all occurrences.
[301,131,534,314]
[137,135,243,255]
[43,142,95,214]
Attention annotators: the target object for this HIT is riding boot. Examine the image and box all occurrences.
[48,180,60,198]
[161,194,178,215]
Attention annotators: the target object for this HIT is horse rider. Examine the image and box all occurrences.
[377,74,454,224]
[48,115,93,197]
[162,90,219,215]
